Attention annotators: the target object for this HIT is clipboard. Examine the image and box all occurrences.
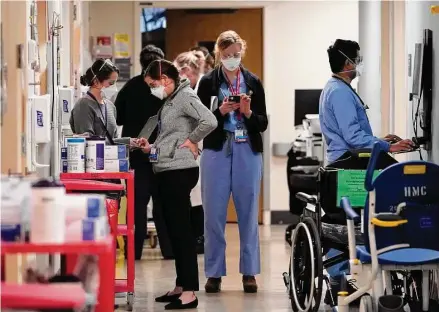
[138,115,159,140]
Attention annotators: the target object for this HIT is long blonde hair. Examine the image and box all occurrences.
[214,30,247,66]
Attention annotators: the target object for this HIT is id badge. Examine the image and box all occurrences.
[149,147,159,163]
[234,129,248,143]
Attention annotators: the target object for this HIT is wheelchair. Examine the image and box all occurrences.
[283,145,439,312]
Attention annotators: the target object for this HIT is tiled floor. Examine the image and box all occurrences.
[115,224,333,312]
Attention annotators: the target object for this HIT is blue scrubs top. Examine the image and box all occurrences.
[319,77,390,163]
[218,71,247,133]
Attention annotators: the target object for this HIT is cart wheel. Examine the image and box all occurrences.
[359,295,375,312]
[289,217,323,312]
[150,235,158,249]
[127,292,134,311]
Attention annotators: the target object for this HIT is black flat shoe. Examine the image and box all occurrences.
[164,298,198,310]
[155,292,181,303]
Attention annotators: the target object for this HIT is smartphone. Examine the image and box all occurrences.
[228,95,241,103]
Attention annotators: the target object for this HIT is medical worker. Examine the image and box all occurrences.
[115,45,173,260]
[141,60,217,310]
[197,30,268,293]
[320,39,414,306]
[174,51,206,254]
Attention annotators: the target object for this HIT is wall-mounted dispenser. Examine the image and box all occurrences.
[58,86,74,127]
[27,95,51,170]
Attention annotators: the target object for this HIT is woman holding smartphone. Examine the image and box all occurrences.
[196,30,268,293]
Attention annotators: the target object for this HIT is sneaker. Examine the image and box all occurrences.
[243,275,258,293]
[205,277,221,293]
[324,278,363,306]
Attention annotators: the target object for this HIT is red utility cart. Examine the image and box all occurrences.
[1,236,115,312]
[60,171,135,310]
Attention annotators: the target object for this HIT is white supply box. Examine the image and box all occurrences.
[105,159,129,172]
[64,194,106,225]
[65,216,109,242]
[105,145,129,160]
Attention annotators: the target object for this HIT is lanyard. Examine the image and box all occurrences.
[332,75,369,110]
[223,70,242,120]
[223,69,240,95]
[87,91,107,127]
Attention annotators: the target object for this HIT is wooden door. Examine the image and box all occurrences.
[166,8,264,223]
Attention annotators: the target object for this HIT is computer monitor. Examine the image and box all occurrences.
[294,89,322,126]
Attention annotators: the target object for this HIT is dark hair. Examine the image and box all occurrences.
[327,39,360,73]
[140,45,165,71]
[144,59,180,83]
[80,59,119,86]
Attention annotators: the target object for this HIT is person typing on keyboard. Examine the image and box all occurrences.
[319,39,415,307]
[320,39,415,166]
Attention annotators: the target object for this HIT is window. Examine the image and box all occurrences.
[140,8,166,55]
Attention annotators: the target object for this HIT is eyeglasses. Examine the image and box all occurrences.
[221,52,242,60]
[338,50,363,65]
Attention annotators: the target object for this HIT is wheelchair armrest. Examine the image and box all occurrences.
[296,192,317,205]
[340,197,360,223]
[371,213,407,227]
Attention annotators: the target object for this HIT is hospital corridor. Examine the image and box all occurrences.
[1,1,439,312]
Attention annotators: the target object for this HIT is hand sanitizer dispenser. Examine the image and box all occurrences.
[58,87,74,126]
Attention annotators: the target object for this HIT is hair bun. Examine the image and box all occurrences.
[79,75,88,86]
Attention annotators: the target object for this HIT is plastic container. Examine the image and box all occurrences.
[30,178,66,243]
[378,295,404,312]
[66,137,86,173]
[85,136,105,173]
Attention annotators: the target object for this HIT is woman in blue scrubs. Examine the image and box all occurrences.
[196,30,268,294]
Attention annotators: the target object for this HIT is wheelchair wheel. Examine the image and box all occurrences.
[359,295,375,312]
[289,217,323,312]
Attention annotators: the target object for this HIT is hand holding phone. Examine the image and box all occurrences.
[228,95,241,103]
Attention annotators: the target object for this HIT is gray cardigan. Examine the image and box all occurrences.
[70,94,130,145]
[153,79,217,173]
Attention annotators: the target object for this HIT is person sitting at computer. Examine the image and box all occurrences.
[320,39,415,166]
[319,39,415,306]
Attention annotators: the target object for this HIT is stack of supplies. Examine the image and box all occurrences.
[104,145,129,172]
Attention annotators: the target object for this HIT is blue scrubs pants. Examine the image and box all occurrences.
[201,135,262,277]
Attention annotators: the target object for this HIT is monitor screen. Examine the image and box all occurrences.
[294,89,322,126]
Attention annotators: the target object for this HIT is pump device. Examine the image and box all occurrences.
[58,86,74,127]
[27,94,51,170]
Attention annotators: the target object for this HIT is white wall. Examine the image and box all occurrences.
[89,1,135,75]
[405,1,439,163]
[264,1,359,212]
[358,1,382,136]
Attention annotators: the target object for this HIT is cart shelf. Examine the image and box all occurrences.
[1,237,113,255]
[1,283,86,309]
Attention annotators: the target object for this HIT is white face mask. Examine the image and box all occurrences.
[355,62,364,77]
[151,85,166,100]
[221,57,241,71]
[101,84,118,100]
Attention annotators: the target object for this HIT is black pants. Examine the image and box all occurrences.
[156,167,199,291]
[133,163,173,259]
